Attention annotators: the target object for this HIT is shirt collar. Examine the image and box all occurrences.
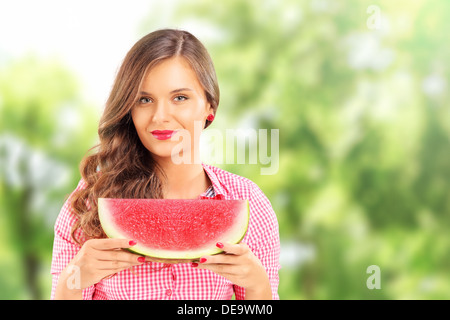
[201,162,227,200]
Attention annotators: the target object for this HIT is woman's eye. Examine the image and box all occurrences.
[139,97,153,104]
[174,95,188,102]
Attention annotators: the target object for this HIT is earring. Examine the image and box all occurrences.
[207,114,215,122]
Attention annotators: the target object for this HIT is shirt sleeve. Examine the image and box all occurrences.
[50,179,95,300]
[234,184,281,300]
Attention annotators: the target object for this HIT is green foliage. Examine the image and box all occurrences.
[160,0,450,299]
[1,0,449,299]
[0,56,99,299]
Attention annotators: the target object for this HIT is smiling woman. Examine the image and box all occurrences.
[50,29,281,300]
[131,56,213,164]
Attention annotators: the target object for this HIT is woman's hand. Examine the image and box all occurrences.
[192,242,272,300]
[55,238,144,299]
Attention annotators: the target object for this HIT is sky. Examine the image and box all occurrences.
[0,0,158,106]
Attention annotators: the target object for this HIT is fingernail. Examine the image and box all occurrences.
[138,256,145,263]
[199,258,207,263]
[129,240,137,246]
[216,242,224,249]
[191,262,198,267]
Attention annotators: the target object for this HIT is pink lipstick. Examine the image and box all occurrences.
[151,130,177,140]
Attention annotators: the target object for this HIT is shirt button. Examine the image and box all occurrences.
[166,289,172,296]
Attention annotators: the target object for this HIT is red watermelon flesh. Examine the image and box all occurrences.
[98,198,249,260]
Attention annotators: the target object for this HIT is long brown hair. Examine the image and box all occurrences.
[70,29,220,244]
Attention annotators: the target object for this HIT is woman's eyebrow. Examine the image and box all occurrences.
[139,88,193,95]
[170,88,194,94]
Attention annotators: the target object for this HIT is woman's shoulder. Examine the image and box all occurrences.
[208,164,254,182]
[203,164,279,249]
[202,163,267,200]
[54,179,88,237]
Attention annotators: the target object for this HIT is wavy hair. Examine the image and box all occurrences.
[70,29,220,244]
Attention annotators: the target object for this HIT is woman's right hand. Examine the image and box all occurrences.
[55,238,145,299]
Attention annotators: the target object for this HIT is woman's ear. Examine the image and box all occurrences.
[204,102,213,114]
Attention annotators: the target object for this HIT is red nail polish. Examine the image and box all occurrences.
[199,258,207,263]
[216,242,224,249]
[191,262,198,267]
[138,257,145,263]
[129,240,137,246]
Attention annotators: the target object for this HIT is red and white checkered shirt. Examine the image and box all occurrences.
[50,163,281,300]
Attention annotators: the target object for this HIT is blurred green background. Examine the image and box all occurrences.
[1,0,449,299]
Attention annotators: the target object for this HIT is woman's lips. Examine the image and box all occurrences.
[151,130,177,140]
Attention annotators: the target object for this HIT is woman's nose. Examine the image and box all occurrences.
[151,101,171,123]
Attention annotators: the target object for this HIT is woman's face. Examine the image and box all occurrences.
[131,56,213,163]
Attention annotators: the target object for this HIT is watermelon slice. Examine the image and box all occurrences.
[98,198,249,262]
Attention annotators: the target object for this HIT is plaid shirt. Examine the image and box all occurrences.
[50,163,281,300]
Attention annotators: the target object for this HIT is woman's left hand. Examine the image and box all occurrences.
[192,242,272,299]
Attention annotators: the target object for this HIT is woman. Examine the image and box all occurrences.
[51,29,280,300]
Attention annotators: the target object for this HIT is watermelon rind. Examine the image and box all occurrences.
[98,198,249,262]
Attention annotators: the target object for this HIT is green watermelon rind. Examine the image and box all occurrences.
[98,198,249,262]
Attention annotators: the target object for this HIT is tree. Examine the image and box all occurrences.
[139,0,450,298]
[0,56,98,299]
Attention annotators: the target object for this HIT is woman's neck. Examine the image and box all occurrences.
[155,158,210,199]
